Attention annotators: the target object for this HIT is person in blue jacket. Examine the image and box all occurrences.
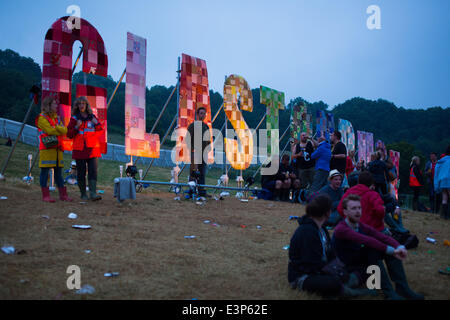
[309,132,332,192]
[435,146,450,219]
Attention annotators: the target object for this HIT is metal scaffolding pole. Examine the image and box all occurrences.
[106,68,126,110]
[0,98,37,177]
[252,125,290,179]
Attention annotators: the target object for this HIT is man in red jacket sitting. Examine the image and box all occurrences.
[337,171,387,233]
[333,194,424,300]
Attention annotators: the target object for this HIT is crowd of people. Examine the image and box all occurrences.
[264,130,450,299]
[260,130,450,221]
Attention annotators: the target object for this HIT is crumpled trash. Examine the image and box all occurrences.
[1,246,15,254]
[289,216,299,221]
[85,250,91,254]
[235,192,244,198]
[426,237,436,244]
[0,196,7,200]
[42,215,50,219]
[240,199,249,203]
[283,245,290,250]
[174,196,181,201]
[72,225,91,229]
[104,272,119,277]
[184,235,196,239]
[203,220,211,224]
[219,192,230,198]
[97,190,105,194]
[75,284,95,295]
[68,213,78,219]
[211,223,220,227]
[256,226,262,229]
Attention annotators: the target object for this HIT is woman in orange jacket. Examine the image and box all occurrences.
[409,156,424,211]
[37,96,73,202]
[67,97,103,201]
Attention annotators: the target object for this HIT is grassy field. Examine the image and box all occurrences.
[0,138,449,300]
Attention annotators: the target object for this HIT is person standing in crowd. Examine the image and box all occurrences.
[292,132,316,190]
[319,170,344,228]
[186,107,211,198]
[434,146,450,219]
[337,171,387,233]
[345,150,356,180]
[309,133,332,192]
[333,194,424,300]
[367,151,390,196]
[36,96,73,203]
[330,131,347,175]
[409,156,425,211]
[425,152,439,213]
[67,97,103,201]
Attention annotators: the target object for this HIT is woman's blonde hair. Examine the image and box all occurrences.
[72,96,93,115]
[410,156,420,166]
[41,96,57,115]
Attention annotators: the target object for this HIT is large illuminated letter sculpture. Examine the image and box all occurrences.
[125,32,159,158]
[260,86,285,157]
[338,119,355,152]
[42,16,108,151]
[357,130,374,164]
[290,103,302,143]
[316,110,327,138]
[176,53,213,164]
[223,75,254,170]
[291,102,311,143]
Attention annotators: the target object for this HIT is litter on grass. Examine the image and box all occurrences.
[68,213,78,219]
[72,225,91,229]
[104,272,119,277]
[75,284,95,294]
[1,246,15,254]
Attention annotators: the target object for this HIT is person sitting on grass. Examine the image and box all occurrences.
[333,194,424,300]
[288,194,374,298]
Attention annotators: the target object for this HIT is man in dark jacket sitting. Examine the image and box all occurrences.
[288,194,374,298]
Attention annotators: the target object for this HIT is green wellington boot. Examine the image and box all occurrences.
[88,180,102,201]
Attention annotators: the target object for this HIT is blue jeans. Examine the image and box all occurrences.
[40,167,64,188]
[326,210,342,227]
[310,169,329,193]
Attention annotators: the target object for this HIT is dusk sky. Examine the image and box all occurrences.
[0,0,449,110]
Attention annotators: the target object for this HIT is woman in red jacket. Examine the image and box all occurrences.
[67,97,103,201]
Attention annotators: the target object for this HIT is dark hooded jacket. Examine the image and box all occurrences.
[288,215,335,283]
